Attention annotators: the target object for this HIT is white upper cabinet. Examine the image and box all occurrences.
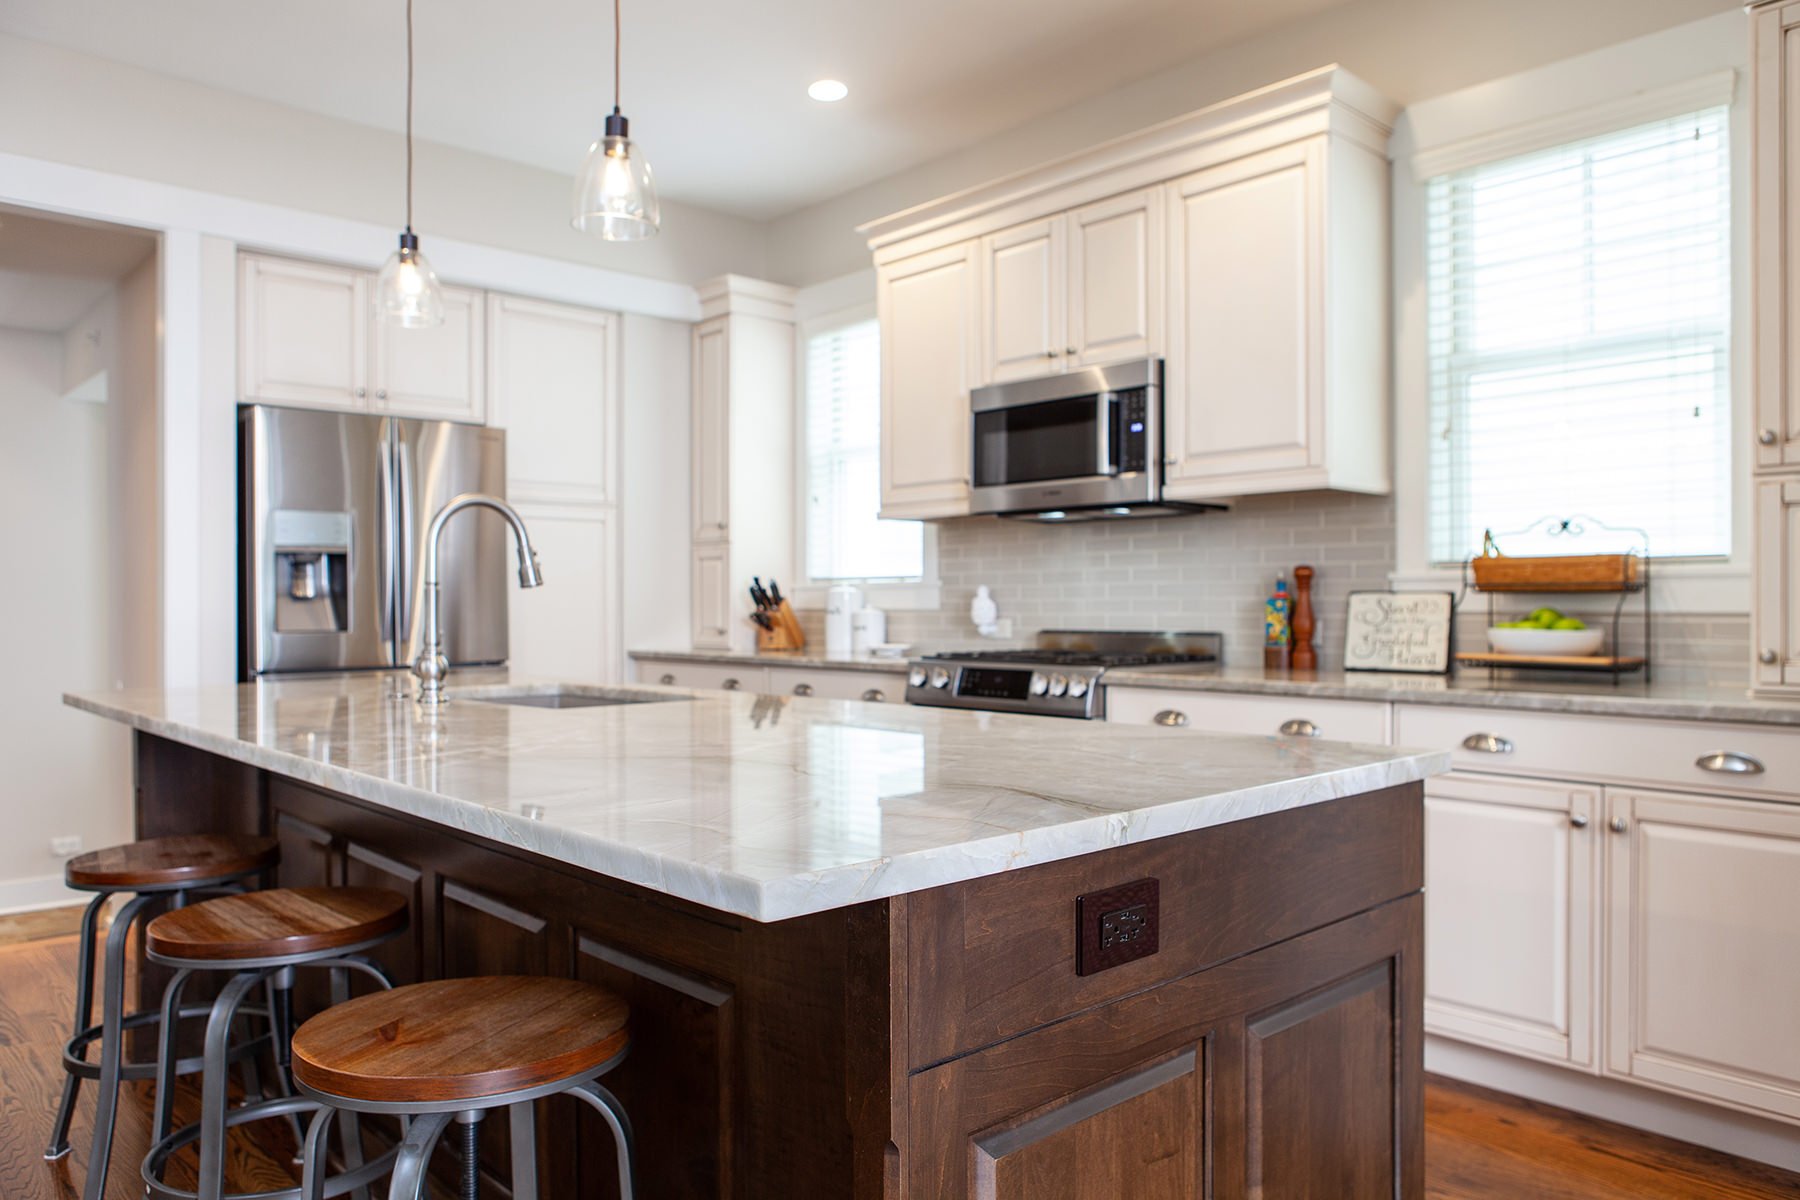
[239,252,484,424]
[691,318,730,541]
[371,283,486,422]
[240,255,368,409]
[879,243,976,520]
[1754,3,1800,468]
[485,293,617,505]
[860,68,1397,517]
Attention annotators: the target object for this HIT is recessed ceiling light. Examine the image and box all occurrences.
[808,79,849,103]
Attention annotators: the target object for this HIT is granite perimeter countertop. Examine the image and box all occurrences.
[630,648,911,674]
[67,672,1446,923]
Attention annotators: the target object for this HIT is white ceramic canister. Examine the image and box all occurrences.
[825,584,862,655]
[851,607,888,656]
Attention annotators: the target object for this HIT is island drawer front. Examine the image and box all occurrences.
[1104,687,1390,743]
[1393,705,1800,800]
[904,782,1422,1068]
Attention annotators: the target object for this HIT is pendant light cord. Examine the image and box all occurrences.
[613,0,622,113]
[405,0,415,233]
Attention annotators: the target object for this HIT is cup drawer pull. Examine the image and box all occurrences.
[1277,719,1319,737]
[1460,733,1514,754]
[1153,710,1189,728]
[861,688,887,703]
[1696,751,1765,776]
[793,683,815,697]
[722,678,741,691]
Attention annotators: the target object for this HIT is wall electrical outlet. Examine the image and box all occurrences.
[49,835,83,859]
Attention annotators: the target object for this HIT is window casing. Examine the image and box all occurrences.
[1424,105,1732,564]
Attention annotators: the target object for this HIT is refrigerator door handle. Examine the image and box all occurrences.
[377,425,397,651]
[396,432,417,645]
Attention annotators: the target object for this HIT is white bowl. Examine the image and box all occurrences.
[1486,626,1605,657]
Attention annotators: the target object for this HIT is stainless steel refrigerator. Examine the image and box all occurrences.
[240,404,510,678]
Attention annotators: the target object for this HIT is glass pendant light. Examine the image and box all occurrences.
[377,0,445,327]
[571,0,660,239]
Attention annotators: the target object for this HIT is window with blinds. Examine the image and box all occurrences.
[803,318,924,582]
[1424,105,1732,564]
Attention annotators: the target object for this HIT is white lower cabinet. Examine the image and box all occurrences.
[639,660,764,693]
[1604,787,1800,1122]
[763,666,903,703]
[1423,773,1598,1069]
[1102,686,1388,743]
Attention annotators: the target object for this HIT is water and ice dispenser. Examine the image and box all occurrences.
[271,510,350,633]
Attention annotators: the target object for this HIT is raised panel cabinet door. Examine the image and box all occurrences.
[690,543,731,650]
[878,242,975,518]
[1753,478,1800,687]
[239,254,368,408]
[1605,787,1800,1121]
[508,505,620,683]
[1423,773,1598,1068]
[486,293,617,505]
[691,318,730,540]
[980,216,1065,383]
[1752,7,1800,468]
[1067,189,1163,369]
[370,282,486,422]
[1163,139,1321,495]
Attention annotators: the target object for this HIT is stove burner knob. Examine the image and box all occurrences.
[908,665,928,688]
[1029,672,1049,697]
[1048,673,1069,697]
[1067,675,1089,698]
[931,667,953,689]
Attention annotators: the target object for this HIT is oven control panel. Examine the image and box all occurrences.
[905,662,1103,718]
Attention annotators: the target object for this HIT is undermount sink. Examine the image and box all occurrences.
[471,689,684,710]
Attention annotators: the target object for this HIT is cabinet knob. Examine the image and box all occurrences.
[1696,751,1765,776]
[1460,732,1514,754]
[722,677,741,691]
[1065,346,1077,356]
[1569,813,1589,829]
[355,386,367,398]
[1760,649,1779,665]
[793,683,815,697]
[861,688,887,703]
[376,388,388,400]
[659,673,676,686]
[1045,350,1060,358]
[1609,816,1628,834]
[1153,709,1189,727]
[1277,718,1319,738]
[1759,428,1779,446]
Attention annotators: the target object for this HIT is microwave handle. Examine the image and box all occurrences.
[1096,393,1119,476]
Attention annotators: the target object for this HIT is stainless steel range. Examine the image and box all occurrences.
[904,630,1223,719]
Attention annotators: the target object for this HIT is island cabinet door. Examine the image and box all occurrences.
[904,896,1421,1200]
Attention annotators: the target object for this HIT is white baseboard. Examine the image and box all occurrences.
[1427,1036,1800,1173]
[0,874,83,915]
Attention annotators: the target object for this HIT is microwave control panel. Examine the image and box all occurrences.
[1119,388,1149,474]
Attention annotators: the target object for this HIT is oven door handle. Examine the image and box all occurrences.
[1096,393,1119,476]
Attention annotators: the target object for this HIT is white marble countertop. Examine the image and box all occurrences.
[1101,667,1800,727]
[66,672,1446,923]
[629,648,911,674]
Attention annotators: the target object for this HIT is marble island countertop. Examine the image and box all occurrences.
[67,672,1447,923]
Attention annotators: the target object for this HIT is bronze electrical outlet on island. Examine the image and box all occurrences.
[1075,877,1160,976]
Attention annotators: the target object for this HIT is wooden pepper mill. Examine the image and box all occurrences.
[1290,565,1317,672]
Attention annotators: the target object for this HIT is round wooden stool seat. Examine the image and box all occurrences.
[65,834,278,891]
[145,886,407,962]
[292,976,631,1104]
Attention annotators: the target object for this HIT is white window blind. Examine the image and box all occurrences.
[1425,105,1732,563]
[804,318,924,582]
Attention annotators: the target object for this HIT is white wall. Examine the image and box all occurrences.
[0,323,135,910]
[763,0,1742,285]
[619,313,695,655]
[0,32,769,288]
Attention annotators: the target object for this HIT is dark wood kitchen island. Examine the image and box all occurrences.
[69,672,1447,1199]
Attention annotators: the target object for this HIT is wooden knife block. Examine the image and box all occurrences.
[756,600,807,651]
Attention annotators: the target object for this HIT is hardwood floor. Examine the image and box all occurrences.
[0,923,1796,1199]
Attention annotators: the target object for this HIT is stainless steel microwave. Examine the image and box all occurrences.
[968,358,1216,521]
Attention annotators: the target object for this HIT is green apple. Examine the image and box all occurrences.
[1552,616,1587,630]
[1529,607,1562,628]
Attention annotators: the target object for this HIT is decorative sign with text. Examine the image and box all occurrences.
[1343,591,1455,674]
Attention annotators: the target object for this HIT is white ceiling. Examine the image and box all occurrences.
[0,0,1358,220]
[0,207,156,332]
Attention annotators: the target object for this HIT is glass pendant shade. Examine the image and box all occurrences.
[572,109,660,239]
[376,230,445,328]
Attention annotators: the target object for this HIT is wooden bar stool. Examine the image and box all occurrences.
[140,886,410,1200]
[50,834,280,1200]
[290,976,636,1200]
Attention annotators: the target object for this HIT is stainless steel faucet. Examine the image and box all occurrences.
[412,493,543,705]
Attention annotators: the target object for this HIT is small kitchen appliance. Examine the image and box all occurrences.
[905,630,1223,719]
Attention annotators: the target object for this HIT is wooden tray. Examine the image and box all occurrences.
[1469,552,1642,592]
[1455,651,1646,672]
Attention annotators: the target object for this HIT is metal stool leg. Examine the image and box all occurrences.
[79,890,161,1200]
[298,1106,337,1200]
[195,970,271,1200]
[568,1080,636,1200]
[386,1111,453,1200]
[508,1102,538,1200]
[329,966,372,1200]
[151,966,195,1147]
[45,890,108,1160]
